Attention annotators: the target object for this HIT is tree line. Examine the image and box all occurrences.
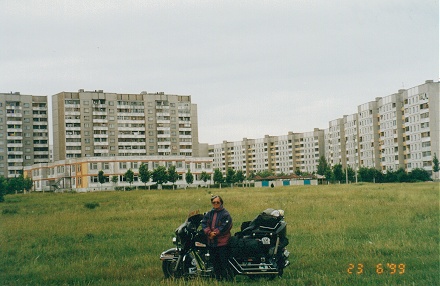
[316,155,438,183]
[98,163,211,190]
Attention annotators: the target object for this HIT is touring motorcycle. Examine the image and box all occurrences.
[159,208,290,280]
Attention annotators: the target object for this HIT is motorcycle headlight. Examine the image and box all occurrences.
[172,237,177,245]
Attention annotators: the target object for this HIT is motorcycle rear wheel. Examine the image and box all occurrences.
[162,260,183,279]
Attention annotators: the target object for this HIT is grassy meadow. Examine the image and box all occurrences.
[1,182,439,286]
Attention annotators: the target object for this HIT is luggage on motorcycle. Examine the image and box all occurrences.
[229,236,264,258]
[238,208,287,238]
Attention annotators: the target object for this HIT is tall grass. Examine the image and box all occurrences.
[1,183,438,285]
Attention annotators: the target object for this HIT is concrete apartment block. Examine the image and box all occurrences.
[403,80,439,172]
[0,92,49,177]
[52,90,199,162]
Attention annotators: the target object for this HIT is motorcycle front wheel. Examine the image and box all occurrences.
[162,260,183,278]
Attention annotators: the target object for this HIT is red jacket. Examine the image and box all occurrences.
[202,207,232,247]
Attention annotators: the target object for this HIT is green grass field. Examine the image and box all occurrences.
[1,183,438,286]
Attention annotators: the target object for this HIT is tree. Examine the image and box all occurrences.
[0,177,6,202]
[256,170,274,178]
[23,177,33,193]
[152,166,168,189]
[8,176,24,194]
[395,168,409,183]
[384,168,396,183]
[409,168,431,182]
[200,171,210,186]
[324,167,334,183]
[346,166,356,183]
[168,165,179,190]
[111,175,118,188]
[247,171,255,181]
[185,169,194,186]
[317,156,329,176]
[139,163,151,189]
[225,168,236,186]
[433,153,439,180]
[98,170,106,190]
[124,169,134,189]
[213,168,224,185]
[234,170,245,185]
[373,169,384,183]
[332,164,344,183]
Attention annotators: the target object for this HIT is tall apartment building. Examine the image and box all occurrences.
[0,92,49,177]
[343,113,360,170]
[357,100,380,169]
[325,118,345,167]
[52,90,199,161]
[377,91,405,172]
[210,137,273,176]
[295,129,325,174]
[275,133,295,174]
[403,80,439,172]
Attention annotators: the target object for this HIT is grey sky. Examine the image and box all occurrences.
[1,0,438,144]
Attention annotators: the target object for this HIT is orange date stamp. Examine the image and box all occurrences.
[347,263,405,275]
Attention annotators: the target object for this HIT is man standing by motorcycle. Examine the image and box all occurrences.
[202,195,233,281]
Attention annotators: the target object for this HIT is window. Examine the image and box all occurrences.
[119,162,127,169]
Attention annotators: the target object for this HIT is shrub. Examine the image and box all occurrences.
[84,202,100,209]
[2,207,18,215]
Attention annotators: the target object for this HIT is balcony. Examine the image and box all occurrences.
[93,133,109,139]
[93,141,109,146]
[8,158,23,163]
[92,111,107,116]
[66,141,82,148]
[64,111,81,116]
[157,119,170,124]
[93,126,109,131]
[93,119,108,124]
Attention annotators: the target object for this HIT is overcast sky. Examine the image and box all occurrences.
[1,0,438,144]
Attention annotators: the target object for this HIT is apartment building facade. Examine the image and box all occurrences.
[377,91,405,172]
[52,90,200,161]
[342,113,360,170]
[209,129,325,177]
[325,118,345,168]
[209,80,439,177]
[403,81,439,173]
[0,92,49,178]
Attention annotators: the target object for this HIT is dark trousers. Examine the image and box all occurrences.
[209,245,230,280]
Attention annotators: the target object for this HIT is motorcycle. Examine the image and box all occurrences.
[160,208,290,280]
